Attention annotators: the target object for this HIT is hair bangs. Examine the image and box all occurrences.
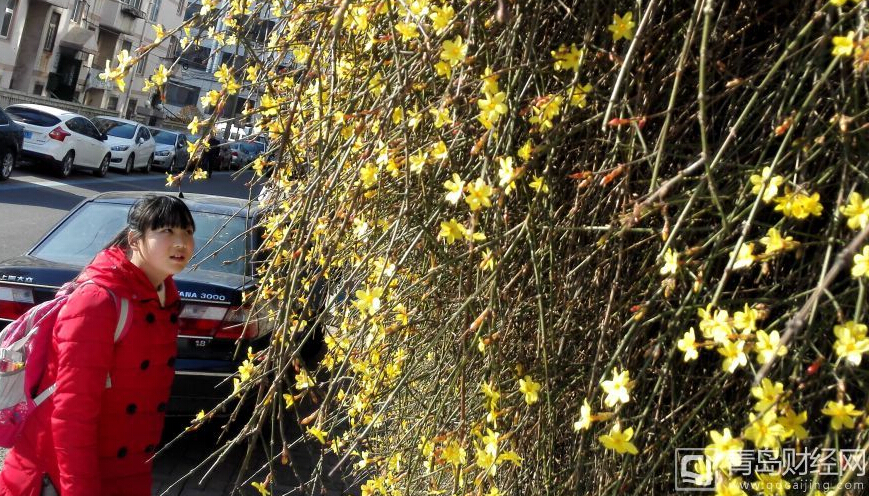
[130,195,196,233]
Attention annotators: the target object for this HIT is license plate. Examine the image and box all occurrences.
[23,131,32,139]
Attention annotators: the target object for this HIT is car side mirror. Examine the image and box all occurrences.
[177,142,184,149]
[101,133,108,141]
[136,137,144,144]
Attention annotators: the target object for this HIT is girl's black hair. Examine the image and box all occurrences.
[105,195,195,249]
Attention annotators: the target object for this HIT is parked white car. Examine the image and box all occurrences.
[93,116,156,174]
[4,104,112,178]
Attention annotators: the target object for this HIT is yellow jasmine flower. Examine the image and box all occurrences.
[760,227,797,254]
[598,423,638,455]
[152,23,165,41]
[569,82,592,108]
[677,327,699,361]
[354,286,384,315]
[841,192,869,230]
[821,400,863,430]
[660,248,679,275]
[434,60,453,79]
[733,304,758,332]
[238,359,255,382]
[718,339,748,373]
[187,116,200,135]
[518,375,541,405]
[282,393,294,409]
[773,189,823,219]
[251,481,270,496]
[151,64,170,87]
[732,242,755,271]
[832,31,855,57]
[409,151,428,174]
[438,218,466,244]
[698,306,733,342]
[480,66,500,96]
[442,440,466,466]
[551,43,583,72]
[477,91,508,127]
[430,140,449,161]
[754,329,787,364]
[749,166,784,203]
[395,22,419,42]
[498,156,518,195]
[479,248,495,271]
[465,178,493,211]
[608,12,636,41]
[214,63,233,85]
[295,368,315,389]
[443,174,465,204]
[573,399,593,431]
[529,175,549,194]
[704,428,744,470]
[359,163,378,188]
[429,4,455,34]
[307,426,328,444]
[751,378,784,412]
[601,367,632,407]
[430,107,453,128]
[743,410,788,451]
[394,304,409,326]
[517,140,533,161]
[833,320,869,365]
[440,36,468,67]
[852,245,869,278]
[201,89,220,108]
[778,408,808,440]
[165,173,178,187]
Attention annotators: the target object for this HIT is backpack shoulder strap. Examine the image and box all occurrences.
[77,281,131,344]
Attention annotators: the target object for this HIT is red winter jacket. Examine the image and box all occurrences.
[0,247,181,496]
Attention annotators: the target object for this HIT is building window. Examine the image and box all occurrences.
[166,35,179,58]
[183,1,198,21]
[71,0,88,23]
[176,0,184,16]
[164,81,199,107]
[43,11,60,51]
[126,99,138,119]
[107,96,119,110]
[0,0,16,39]
[148,0,160,22]
[136,53,147,75]
[33,83,44,95]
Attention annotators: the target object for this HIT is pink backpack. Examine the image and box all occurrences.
[0,280,131,447]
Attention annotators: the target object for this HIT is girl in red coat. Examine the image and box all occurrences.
[0,195,195,496]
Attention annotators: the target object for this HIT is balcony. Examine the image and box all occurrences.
[118,0,146,19]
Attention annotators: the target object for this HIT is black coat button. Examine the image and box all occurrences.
[146,313,155,323]
[167,357,176,367]
[145,444,155,453]
[157,402,167,412]
[117,447,127,458]
[140,360,150,370]
[126,403,137,414]
[170,314,178,324]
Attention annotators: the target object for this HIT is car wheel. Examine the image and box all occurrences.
[144,154,153,174]
[0,150,13,181]
[58,152,74,178]
[94,154,110,177]
[124,154,134,174]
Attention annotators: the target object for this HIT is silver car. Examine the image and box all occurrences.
[149,128,190,172]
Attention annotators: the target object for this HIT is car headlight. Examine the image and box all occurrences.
[111,145,130,151]
[155,150,171,156]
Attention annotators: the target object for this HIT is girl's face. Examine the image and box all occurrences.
[129,225,195,286]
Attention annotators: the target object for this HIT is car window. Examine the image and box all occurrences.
[140,127,151,140]
[0,109,8,125]
[82,119,102,140]
[31,202,254,276]
[94,118,136,139]
[151,129,177,145]
[66,117,91,137]
[5,107,62,127]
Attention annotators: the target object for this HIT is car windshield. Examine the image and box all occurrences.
[5,107,61,127]
[94,119,136,139]
[151,129,177,146]
[30,202,254,276]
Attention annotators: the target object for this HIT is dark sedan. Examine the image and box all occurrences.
[0,192,269,414]
[0,106,24,181]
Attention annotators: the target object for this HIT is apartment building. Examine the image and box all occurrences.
[0,0,277,128]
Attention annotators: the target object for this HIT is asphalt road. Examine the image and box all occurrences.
[0,164,351,495]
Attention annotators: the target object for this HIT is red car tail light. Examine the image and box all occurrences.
[177,304,261,340]
[0,285,35,321]
[48,127,70,142]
